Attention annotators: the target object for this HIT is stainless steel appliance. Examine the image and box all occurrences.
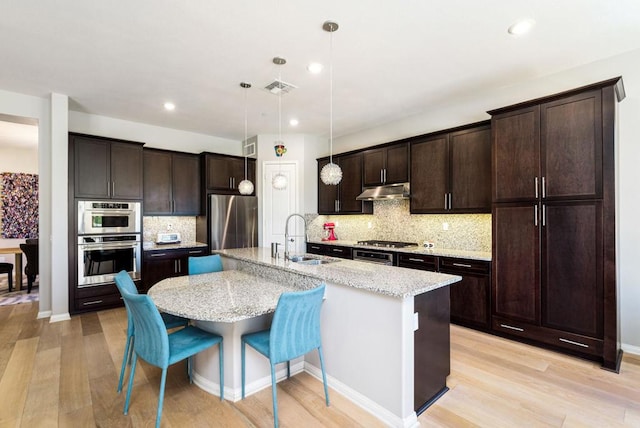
[77,234,141,287]
[353,240,418,265]
[78,200,141,235]
[196,195,258,251]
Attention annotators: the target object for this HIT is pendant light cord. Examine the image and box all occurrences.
[243,86,248,179]
[329,28,334,164]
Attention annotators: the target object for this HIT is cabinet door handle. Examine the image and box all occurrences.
[408,257,426,263]
[383,168,387,183]
[542,176,546,199]
[151,253,168,257]
[448,193,452,210]
[452,262,472,268]
[444,194,448,210]
[542,204,546,227]
[534,176,539,199]
[83,300,104,306]
[500,323,524,332]
[559,338,589,348]
[336,200,340,212]
[380,169,384,183]
[534,205,538,226]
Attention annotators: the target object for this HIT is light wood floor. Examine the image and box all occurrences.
[1,302,639,427]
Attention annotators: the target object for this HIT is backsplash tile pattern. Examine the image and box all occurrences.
[307,199,491,252]
[143,216,197,243]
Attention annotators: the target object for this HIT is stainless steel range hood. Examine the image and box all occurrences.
[356,183,410,201]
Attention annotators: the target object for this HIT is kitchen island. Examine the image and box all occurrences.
[212,247,461,428]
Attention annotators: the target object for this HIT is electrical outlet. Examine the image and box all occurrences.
[442,222,449,231]
[367,221,372,229]
[167,223,173,230]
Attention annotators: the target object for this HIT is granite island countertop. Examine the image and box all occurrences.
[308,239,492,261]
[214,247,461,299]
[148,270,299,322]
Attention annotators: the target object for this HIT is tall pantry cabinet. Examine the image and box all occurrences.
[489,77,625,371]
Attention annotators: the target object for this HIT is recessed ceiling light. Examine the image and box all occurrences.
[164,102,176,111]
[508,19,535,36]
[289,118,299,126]
[307,62,323,74]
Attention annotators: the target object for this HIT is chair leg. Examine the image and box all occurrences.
[270,362,279,428]
[241,339,246,399]
[155,368,168,428]
[27,275,33,294]
[286,361,290,378]
[7,271,12,292]
[219,341,224,401]
[318,346,330,406]
[123,353,138,415]
[117,334,134,393]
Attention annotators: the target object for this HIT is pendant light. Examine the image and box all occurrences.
[320,20,343,186]
[272,56,288,190]
[238,82,255,195]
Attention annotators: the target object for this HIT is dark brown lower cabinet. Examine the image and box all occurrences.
[73,281,142,314]
[142,246,207,291]
[306,243,353,259]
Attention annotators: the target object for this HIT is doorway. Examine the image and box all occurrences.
[262,161,303,254]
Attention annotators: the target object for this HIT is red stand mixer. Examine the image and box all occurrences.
[322,222,337,241]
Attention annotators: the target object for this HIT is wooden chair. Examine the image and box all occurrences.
[19,241,38,293]
[241,284,329,428]
[0,263,13,292]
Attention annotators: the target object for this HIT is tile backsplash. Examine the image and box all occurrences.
[306,199,491,252]
[143,216,197,243]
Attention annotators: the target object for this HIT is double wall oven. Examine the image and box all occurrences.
[77,201,141,287]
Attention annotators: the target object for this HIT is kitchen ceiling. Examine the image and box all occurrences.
[1,1,639,142]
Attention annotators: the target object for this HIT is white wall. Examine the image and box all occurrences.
[0,146,38,174]
[69,111,241,155]
[330,48,640,353]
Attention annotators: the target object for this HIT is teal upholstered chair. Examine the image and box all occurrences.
[241,284,329,428]
[114,271,189,393]
[120,283,224,428]
[188,254,223,275]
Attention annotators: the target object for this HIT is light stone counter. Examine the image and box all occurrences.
[143,240,207,251]
[308,239,492,261]
[214,247,461,299]
[147,270,299,322]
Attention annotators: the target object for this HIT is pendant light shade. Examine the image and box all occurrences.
[272,173,288,189]
[321,20,342,185]
[239,82,254,195]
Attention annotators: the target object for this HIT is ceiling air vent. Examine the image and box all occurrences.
[264,79,297,95]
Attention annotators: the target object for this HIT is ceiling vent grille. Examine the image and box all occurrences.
[264,79,297,95]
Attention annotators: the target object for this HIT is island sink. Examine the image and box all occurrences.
[289,255,338,265]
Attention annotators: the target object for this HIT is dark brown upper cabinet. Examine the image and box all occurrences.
[143,149,200,215]
[317,153,372,215]
[201,152,255,195]
[410,122,491,214]
[71,133,144,200]
[362,143,409,186]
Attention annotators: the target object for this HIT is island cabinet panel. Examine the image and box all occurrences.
[143,149,200,215]
[202,153,256,195]
[440,257,491,330]
[142,246,207,291]
[489,77,623,370]
[72,134,144,200]
[317,153,372,215]
[411,122,491,214]
[362,142,409,186]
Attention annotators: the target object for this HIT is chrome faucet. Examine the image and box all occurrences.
[284,213,308,260]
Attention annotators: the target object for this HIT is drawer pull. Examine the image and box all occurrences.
[500,323,524,332]
[408,258,425,263]
[151,253,167,257]
[332,248,343,252]
[83,300,104,306]
[189,250,203,254]
[311,246,321,250]
[559,338,589,348]
[452,262,472,268]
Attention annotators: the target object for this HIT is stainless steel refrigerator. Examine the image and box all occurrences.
[196,195,258,251]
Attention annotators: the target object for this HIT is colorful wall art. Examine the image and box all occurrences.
[0,172,39,239]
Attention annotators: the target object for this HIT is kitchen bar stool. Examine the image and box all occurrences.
[0,263,13,292]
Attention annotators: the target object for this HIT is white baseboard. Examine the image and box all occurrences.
[622,342,640,356]
[49,312,71,322]
[37,310,52,319]
[304,361,419,428]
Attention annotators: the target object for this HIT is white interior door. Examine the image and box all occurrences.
[262,162,300,255]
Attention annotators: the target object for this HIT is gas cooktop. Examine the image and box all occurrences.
[356,240,418,248]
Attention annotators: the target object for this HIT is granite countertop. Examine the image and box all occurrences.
[148,270,299,322]
[143,241,208,251]
[308,239,492,261]
[215,247,461,299]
